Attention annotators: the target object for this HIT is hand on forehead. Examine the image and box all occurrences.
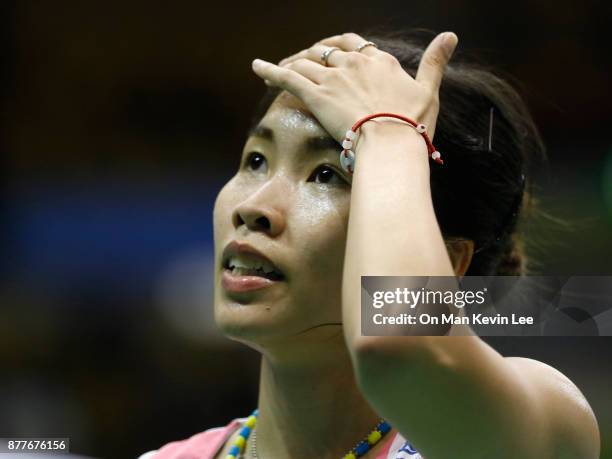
[267,92,328,135]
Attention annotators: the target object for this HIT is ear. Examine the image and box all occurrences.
[445,239,475,277]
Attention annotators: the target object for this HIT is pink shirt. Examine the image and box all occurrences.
[139,417,423,459]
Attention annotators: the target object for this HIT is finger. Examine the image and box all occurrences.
[278,34,341,66]
[281,44,349,68]
[319,32,367,51]
[279,32,377,67]
[279,32,366,66]
[252,59,316,99]
[279,48,310,67]
[415,32,458,91]
[321,33,381,60]
[355,42,380,57]
[286,58,330,84]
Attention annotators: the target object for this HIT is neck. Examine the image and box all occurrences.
[252,331,387,459]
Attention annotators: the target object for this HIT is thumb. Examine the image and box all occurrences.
[415,32,458,91]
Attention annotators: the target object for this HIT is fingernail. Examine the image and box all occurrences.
[252,59,263,69]
[442,32,458,55]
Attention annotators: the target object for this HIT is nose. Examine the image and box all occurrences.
[232,184,286,238]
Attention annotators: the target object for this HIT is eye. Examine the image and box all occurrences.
[308,165,347,186]
[244,152,267,173]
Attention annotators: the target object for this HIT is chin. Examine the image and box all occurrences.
[214,298,285,343]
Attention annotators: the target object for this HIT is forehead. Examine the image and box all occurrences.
[260,92,327,137]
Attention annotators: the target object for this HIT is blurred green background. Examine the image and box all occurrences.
[1,1,611,458]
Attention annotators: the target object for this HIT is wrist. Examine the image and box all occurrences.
[357,119,430,156]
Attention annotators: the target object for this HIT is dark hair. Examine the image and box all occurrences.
[249,30,546,276]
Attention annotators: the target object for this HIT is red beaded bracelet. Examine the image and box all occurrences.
[339,113,443,174]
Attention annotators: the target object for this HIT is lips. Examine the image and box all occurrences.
[221,241,285,293]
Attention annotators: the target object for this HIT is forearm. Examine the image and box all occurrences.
[342,121,455,350]
[340,126,548,456]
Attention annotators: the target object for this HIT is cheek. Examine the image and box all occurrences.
[292,188,350,282]
[213,179,238,245]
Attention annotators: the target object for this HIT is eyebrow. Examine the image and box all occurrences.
[248,124,340,153]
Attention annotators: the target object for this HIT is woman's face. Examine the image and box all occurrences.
[213,92,352,348]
